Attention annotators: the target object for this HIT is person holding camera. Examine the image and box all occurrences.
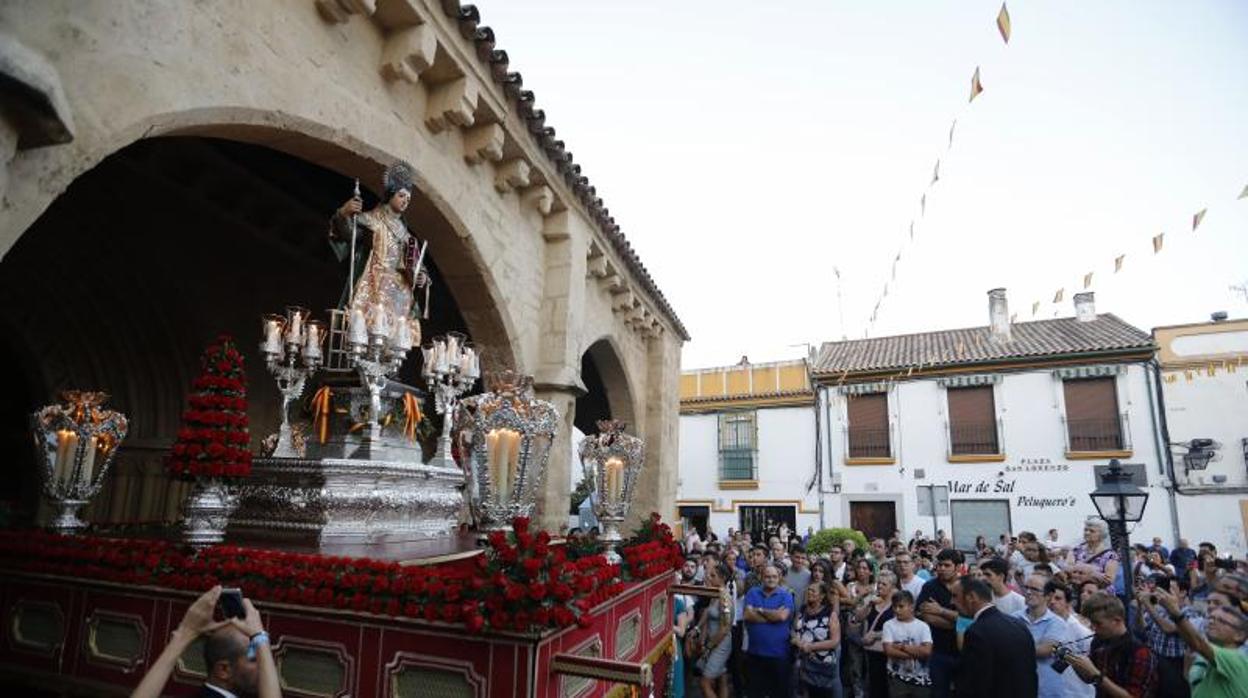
[1132,574,1193,697]
[129,586,281,698]
[1150,586,1248,698]
[1063,592,1157,698]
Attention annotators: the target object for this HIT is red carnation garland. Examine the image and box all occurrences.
[166,335,252,479]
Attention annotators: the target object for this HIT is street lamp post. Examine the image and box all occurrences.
[1089,459,1150,598]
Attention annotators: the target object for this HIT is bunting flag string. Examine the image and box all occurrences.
[1021,185,1245,322]
[861,4,1012,338]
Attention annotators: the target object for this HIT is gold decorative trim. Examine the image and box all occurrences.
[947,454,1006,463]
[718,479,759,490]
[1065,450,1133,460]
[681,394,814,413]
[559,634,604,698]
[272,636,355,698]
[84,609,149,673]
[674,498,819,514]
[383,652,487,698]
[9,599,65,658]
[845,457,896,466]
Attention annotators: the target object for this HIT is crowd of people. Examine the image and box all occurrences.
[672,519,1248,698]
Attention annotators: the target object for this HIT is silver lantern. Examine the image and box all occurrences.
[31,391,129,534]
[457,371,558,533]
[578,419,645,562]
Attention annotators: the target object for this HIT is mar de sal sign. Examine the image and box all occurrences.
[947,476,1078,510]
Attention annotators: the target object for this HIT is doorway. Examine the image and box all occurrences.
[739,505,796,544]
[849,501,897,541]
[950,499,1012,552]
[679,505,710,540]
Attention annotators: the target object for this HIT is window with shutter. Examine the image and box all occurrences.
[1062,377,1122,451]
[846,393,890,458]
[947,386,999,455]
[717,411,756,480]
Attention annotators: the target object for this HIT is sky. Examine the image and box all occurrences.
[475,1,1248,369]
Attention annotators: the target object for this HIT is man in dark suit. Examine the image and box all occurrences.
[952,574,1039,698]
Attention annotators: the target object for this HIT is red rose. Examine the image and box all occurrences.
[464,612,485,633]
[527,582,546,601]
[512,517,530,534]
[576,613,593,628]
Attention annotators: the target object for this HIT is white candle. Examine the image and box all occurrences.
[286,311,303,345]
[421,345,436,376]
[368,303,389,338]
[54,430,75,485]
[79,436,98,486]
[486,429,505,502]
[506,431,522,498]
[262,318,283,353]
[446,335,459,361]
[605,457,624,503]
[348,309,368,345]
[304,323,322,359]
[435,340,448,372]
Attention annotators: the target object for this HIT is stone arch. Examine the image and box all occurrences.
[576,336,640,437]
[0,107,520,372]
[0,114,525,525]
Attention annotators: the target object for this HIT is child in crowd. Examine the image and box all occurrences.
[882,591,933,697]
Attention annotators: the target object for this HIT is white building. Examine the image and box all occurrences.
[1155,316,1248,557]
[809,290,1176,550]
[676,358,820,541]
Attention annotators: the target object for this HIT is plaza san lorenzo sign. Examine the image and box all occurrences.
[947,458,1080,510]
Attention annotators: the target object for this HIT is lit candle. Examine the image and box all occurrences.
[505,431,522,499]
[446,335,459,361]
[348,309,368,345]
[286,310,304,345]
[421,344,436,377]
[54,429,75,484]
[79,436,98,486]
[368,303,389,339]
[435,340,448,372]
[486,429,505,502]
[261,316,284,354]
[304,322,323,359]
[605,457,624,503]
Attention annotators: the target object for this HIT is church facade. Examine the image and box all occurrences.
[0,0,685,531]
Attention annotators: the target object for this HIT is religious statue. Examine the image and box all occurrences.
[328,161,429,343]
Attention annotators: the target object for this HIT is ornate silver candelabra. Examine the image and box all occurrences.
[578,420,646,562]
[260,307,323,457]
[457,371,558,533]
[422,332,479,470]
[343,307,416,443]
[31,391,129,534]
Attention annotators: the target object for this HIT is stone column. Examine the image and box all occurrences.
[533,210,588,532]
[632,332,681,529]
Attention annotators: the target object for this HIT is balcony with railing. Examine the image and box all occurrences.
[718,448,757,487]
[947,419,1004,461]
[845,426,892,463]
[1063,412,1132,458]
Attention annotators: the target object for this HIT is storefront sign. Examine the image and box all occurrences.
[947,477,1078,509]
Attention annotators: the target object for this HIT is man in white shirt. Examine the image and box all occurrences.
[1044,579,1094,698]
[980,558,1025,616]
[1014,575,1069,698]
[895,551,927,599]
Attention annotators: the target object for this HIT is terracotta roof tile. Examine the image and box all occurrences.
[811,314,1153,376]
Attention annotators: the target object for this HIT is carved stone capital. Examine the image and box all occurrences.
[463,123,504,164]
[493,157,531,192]
[379,24,436,83]
[315,0,377,24]
[521,184,554,216]
[425,77,478,133]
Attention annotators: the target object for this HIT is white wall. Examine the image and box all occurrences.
[1163,364,1248,556]
[677,405,821,538]
[821,363,1176,551]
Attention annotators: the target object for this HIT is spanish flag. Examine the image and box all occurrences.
[1083,272,1094,289]
[970,67,984,102]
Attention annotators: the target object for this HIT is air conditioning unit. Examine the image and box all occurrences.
[914,468,927,480]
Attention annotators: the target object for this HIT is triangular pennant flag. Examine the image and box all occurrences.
[1152,232,1164,253]
[948,120,957,148]
[969,66,984,102]
[1031,301,1040,316]
[997,3,1012,44]
[1184,370,1193,382]
[1206,364,1217,377]
[920,193,927,215]
[1114,255,1125,273]
[909,221,915,240]
[1192,208,1207,231]
[931,159,941,185]
[1239,184,1248,200]
[1083,272,1094,289]
[1053,288,1064,303]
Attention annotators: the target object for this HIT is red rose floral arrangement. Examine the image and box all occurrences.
[166,335,252,479]
[621,512,683,580]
